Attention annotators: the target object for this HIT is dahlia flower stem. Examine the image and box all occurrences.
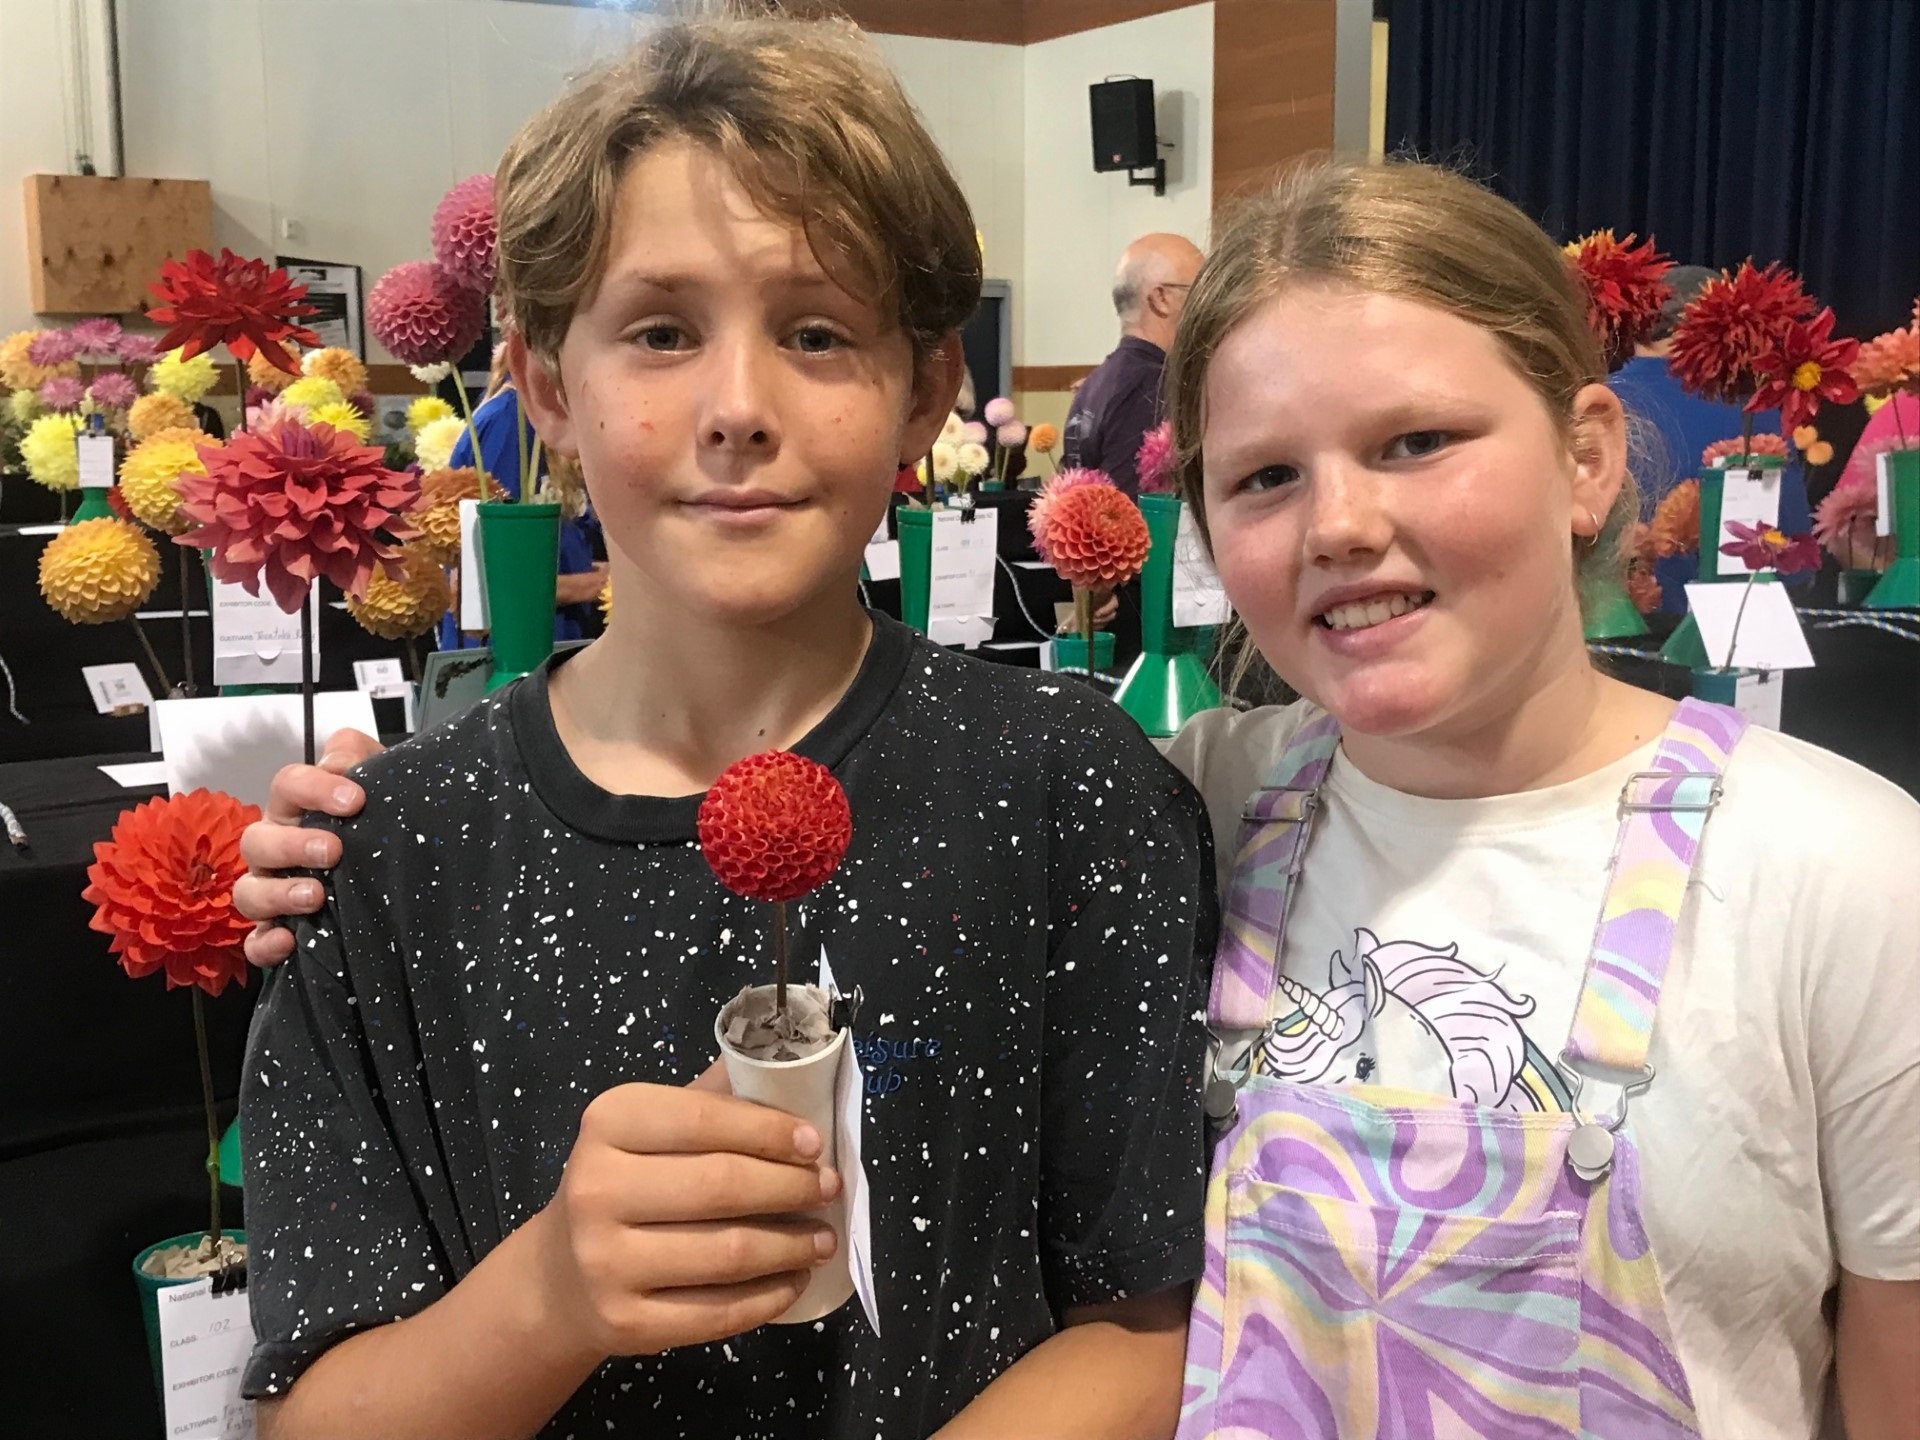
[404,637,420,685]
[517,402,530,506]
[1740,411,1753,464]
[127,617,173,696]
[192,988,223,1251]
[177,549,196,696]
[1076,587,1095,682]
[772,901,789,1015]
[233,360,247,434]
[451,377,486,503]
[300,596,316,766]
[1725,570,1760,674]
[528,438,545,504]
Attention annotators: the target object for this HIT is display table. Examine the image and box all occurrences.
[0,751,254,1436]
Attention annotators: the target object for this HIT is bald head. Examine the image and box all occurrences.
[1113,233,1204,348]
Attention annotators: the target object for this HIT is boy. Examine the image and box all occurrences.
[238,12,1216,1438]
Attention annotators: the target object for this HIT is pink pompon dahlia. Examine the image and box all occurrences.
[368,260,485,367]
[70,317,125,358]
[175,418,421,612]
[28,329,80,367]
[88,372,139,411]
[983,397,1017,427]
[431,174,498,295]
[1028,467,1111,565]
[1812,478,1889,569]
[39,376,86,412]
[1041,480,1151,589]
[1136,420,1175,494]
[116,333,163,366]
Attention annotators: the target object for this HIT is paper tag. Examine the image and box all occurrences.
[1171,503,1230,628]
[820,948,878,1337]
[1684,581,1816,670]
[863,539,901,582]
[1707,467,1781,579]
[210,580,320,687]
[157,1276,256,1439]
[100,760,169,787]
[352,657,407,699]
[926,615,995,649]
[1734,669,1784,730]
[458,499,489,630]
[1877,451,1894,538]
[156,690,379,810]
[78,433,116,489]
[82,662,155,713]
[927,507,998,628]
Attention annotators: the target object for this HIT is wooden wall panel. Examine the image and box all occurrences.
[1211,0,1336,204]
[23,175,213,316]
[817,0,1201,45]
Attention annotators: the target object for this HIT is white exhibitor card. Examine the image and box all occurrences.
[458,498,489,630]
[1684,581,1815,670]
[1706,466,1781,579]
[1877,450,1894,538]
[211,579,320,688]
[353,657,407,699]
[157,1276,256,1440]
[819,948,878,1337]
[863,539,901,582]
[1734,670,1784,731]
[927,506,997,629]
[156,690,379,810]
[82,662,155,714]
[78,433,115,489]
[1172,503,1231,628]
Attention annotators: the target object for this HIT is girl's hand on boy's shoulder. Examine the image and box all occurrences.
[528,1061,845,1359]
[233,728,381,967]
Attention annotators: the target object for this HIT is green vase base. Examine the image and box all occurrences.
[71,488,115,522]
[133,1228,248,1392]
[1052,632,1115,673]
[1113,649,1224,738]
[1583,587,1651,640]
[1864,557,1920,609]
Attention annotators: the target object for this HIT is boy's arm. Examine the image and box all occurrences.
[931,1288,1190,1440]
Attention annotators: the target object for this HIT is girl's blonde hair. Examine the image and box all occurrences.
[1165,158,1637,696]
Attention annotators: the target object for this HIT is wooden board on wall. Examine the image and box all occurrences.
[814,0,1200,44]
[1212,0,1336,203]
[23,175,213,316]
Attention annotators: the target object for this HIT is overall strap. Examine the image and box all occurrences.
[1562,699,1749,1080]
[1210,712,1341,1031]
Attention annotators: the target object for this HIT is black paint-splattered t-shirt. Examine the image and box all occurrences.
[241,614,1217,1438]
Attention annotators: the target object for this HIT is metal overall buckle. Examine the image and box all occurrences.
[1203,1026,1270,1136]
[1616,769,1725,820]
[1560,1057,1656,1181]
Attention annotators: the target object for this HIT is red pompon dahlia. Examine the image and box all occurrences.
[1041,480,1151,590]
[175,418,421,612]
[83,789,262,996]
[1027,467,1110,564]
[1565,230,1674,369]
[1668,260,1815,404]
[368,260,485,367]
[432,174,498,295]
[698,752,853,904]
[147,249,321,375]
[1136,421,1176,494]
[1747,308,1859,434]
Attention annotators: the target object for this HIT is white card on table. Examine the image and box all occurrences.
[1172,503,1231,628]
[1734,670,1784,731]
[352,657,407,699]
[1684,581,1815,670]
[99,760,168,787]
[458,499,489,630]
[927,506,997,631]
[1877,450,1894,538]
[926,615,995,649]
[863,539,901,582]
[820,948,879,1337]
[210,580,320,688]
[1706,466,1781,579]
[156,690,379,810]
[157,1276,256,1439]
[78,433,115,489]
[81,662,154,714]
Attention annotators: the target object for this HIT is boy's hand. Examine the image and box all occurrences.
[233,728,382,967]
[533,1064,841,1358]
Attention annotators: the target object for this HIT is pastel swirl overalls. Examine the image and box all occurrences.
[1178,699,1748,1439]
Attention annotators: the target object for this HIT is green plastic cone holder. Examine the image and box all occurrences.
[132,1229,247,1392]
[1662,467,1729,667]
[478,502,561,692]
[1583,578,1650,640]
[1113,494,1223,736]
[1866,449,1920,608]
[1053,630,1116,675]
[897,507,932,633]
[71,486,115,522]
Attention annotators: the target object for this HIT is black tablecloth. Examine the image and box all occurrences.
[0,752,255,1436]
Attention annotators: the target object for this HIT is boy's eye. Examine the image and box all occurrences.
[1386,430,1451,460]
[791,325,847,355]
[635,324,688,352]
[1238,464,1300,495]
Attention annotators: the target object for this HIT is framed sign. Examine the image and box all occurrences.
[277,257,365,358]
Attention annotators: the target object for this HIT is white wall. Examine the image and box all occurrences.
[1020,3,1213,368]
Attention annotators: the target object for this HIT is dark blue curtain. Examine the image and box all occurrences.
[1385,0,1920,336]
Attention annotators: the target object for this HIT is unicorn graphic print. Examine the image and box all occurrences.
[1256,927,1576,1113]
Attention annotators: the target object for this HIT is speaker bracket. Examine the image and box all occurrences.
[1127,159,1167,197]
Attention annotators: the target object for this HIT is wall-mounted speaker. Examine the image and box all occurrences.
[1090,78,1156,173]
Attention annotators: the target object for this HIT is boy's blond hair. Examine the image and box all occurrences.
[495,6,981,372]
[1165,159,1640,694]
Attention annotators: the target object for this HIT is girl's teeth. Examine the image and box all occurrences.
[1321,592,1432,631]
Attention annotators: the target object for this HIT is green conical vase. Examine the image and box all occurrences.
[1583,578,1650,640]
[478,502,561,692]
[1662,468,1730,666]
[1866,449,1920,608]
[1113,495,1222,736]
[70,486,114,522]
[897,506,932,634]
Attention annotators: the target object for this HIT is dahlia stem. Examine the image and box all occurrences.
[1076,586,1095,683]
[517,399,530,506]
[233,360,247,434]
[1740,411,1753,464]
[451,376,486,503]
[1725,569,1760,674]
[176,548,196,697]
[192,988,223,1250]
[772,900,789,1016]
[404,636,420,685]
[300,594,316,766]
[127,617,173,696]
[528,438,545,504]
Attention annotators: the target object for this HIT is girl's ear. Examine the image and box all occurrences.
[1568,382,1628,540]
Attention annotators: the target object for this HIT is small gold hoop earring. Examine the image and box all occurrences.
[1581,506,1602,549]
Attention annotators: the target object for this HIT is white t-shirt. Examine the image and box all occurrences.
[1169,702,1920,1440]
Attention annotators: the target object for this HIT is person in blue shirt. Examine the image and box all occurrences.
[1609,265,1811,613]
[438,381,606,648]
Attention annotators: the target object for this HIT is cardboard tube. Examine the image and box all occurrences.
[715,986,853,1324]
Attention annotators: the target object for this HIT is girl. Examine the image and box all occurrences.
[1165,159,1917,1439]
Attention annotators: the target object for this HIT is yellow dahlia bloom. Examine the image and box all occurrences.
[38,518,162,623]
[150,348,219,404]
[127,391,198,442]
[345,548,451,639]
[308,400,373,442]
[0,331,78,391]
[22,413,82,490]
[119,427,213,534]
[279,376,346,413]
[414,415,466,473]
[303,347,369,396]
[406,394,455,434]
